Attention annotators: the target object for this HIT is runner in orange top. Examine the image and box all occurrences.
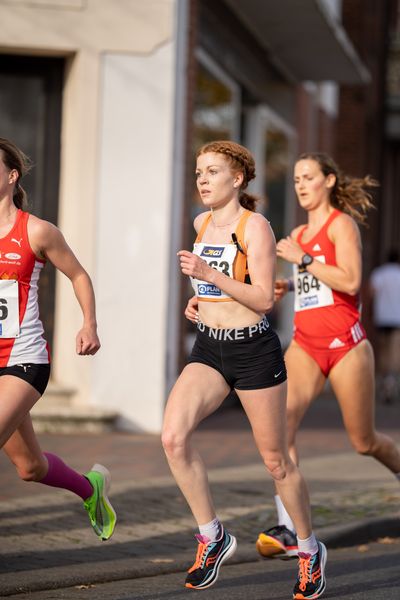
[166,141,327,599]
[256,152,400,559]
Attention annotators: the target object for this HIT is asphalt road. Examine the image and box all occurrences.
[6,538,400,600]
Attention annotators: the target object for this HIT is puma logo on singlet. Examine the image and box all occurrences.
[11,238,23,247]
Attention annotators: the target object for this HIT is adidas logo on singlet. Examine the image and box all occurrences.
[329,337,345,349]
[312,243,322,251]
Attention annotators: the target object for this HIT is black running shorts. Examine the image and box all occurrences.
[0,363,51,395]
[187,315,287,390]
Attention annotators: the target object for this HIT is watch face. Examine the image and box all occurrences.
[302,253,313,266]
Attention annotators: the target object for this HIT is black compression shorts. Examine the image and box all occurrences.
[0,363,51,395]
[187,315,287,390]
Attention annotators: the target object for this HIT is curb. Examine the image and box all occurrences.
[317,516,400,548]
[2,516,399,597]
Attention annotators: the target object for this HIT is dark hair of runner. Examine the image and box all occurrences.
[298,152,378,224]
[0,138,32,210]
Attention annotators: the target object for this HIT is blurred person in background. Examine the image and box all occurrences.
[0,138,116,541]
[255,152,400,560]
[369,248,400,403]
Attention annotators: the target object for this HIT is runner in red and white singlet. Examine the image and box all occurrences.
[256,152,400,562]
[0,208,49,366]
[0,138,116,542]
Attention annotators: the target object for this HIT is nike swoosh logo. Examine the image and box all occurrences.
[274,371,283,378]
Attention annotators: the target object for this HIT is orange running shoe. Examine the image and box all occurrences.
[256,525,298,559]
[293,541,327,599]
[185,529,237,589]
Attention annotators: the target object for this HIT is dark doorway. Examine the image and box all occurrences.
[0,54,64,350]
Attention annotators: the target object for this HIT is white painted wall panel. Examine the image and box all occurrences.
[94,44,175,431]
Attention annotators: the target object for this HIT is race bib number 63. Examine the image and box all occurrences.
[191,242,237,300]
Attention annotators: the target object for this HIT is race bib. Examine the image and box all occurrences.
[294,255,334,311]
[191,242,237,300]
[0,279,20,337]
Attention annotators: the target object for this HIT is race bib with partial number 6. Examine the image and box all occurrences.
[0,279,20,338]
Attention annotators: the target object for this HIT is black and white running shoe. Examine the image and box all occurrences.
[293,541,327,599]
[185,528,237,589]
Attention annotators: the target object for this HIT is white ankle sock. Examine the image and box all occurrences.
[297,533,318,555]
[275,495,295,533]
[199,517,222,542]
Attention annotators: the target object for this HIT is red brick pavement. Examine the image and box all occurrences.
[0,393,398,502]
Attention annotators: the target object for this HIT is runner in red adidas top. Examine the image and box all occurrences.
[0,138,116,541]
[256,152,400,560]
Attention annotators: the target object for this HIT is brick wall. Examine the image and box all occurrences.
[335,0,394,336]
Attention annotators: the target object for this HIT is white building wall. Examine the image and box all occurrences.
[94,46,175,432]
[0,0,179,431]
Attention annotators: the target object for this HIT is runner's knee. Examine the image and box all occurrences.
[263,455,287,480]
[161,428,188,460]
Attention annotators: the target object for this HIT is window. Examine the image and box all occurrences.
[183,50,241,356]
[246,106,297,346]
[191,49,240,218]
[0,54,63,347]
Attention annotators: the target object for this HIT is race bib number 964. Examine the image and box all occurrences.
[293,256,334,311]
[0,279,20,338]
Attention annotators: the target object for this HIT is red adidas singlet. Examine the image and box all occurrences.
[0,210,50,367]
[293,209,361,338]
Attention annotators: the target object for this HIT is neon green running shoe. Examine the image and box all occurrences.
[83,463,117,541]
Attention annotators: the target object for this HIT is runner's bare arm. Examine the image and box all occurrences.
[28,217,100,355]
[275,279,290,301]
[185,295,199,323]
[277,215,361,295]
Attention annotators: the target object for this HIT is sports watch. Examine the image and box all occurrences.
[300,253,314,269]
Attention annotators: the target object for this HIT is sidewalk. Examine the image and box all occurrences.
[0,393,399,597]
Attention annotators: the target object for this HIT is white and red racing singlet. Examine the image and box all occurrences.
[0,210,50,367]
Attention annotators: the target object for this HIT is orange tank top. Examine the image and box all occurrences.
[190,210,251,302]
